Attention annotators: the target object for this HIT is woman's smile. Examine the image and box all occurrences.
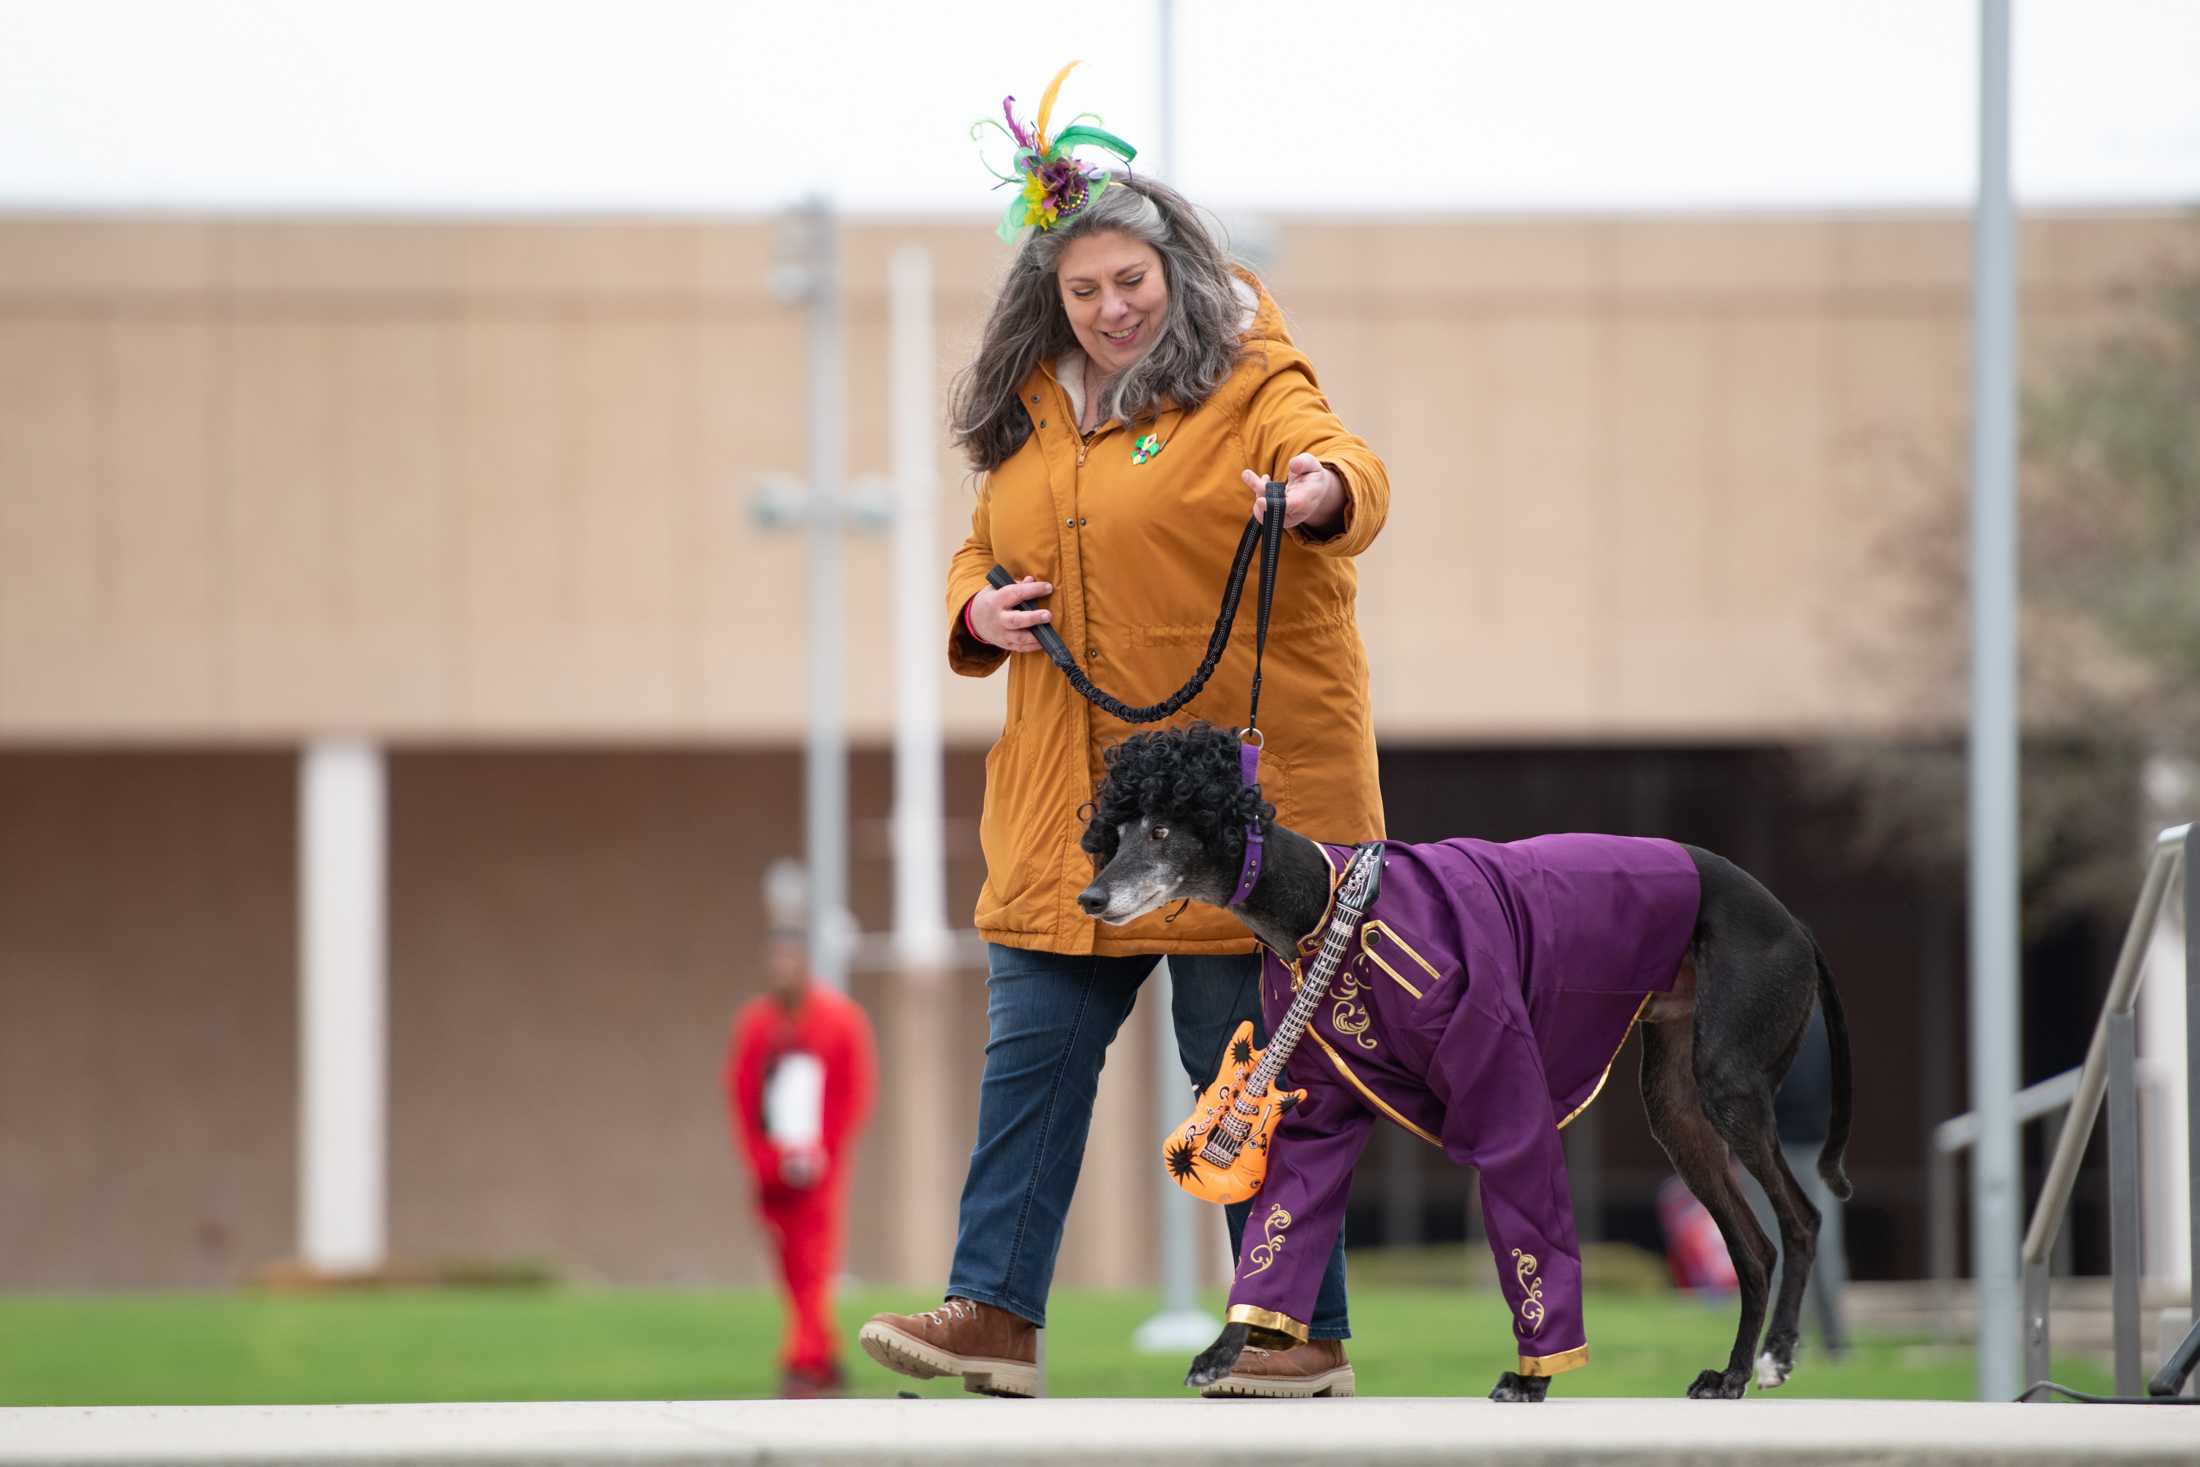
[1057,230,1169,379]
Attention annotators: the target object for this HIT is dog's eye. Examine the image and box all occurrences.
[1148,825,1169,842]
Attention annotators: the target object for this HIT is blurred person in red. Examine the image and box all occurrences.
[726,924,877,1397]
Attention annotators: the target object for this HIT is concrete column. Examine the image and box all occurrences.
[2138,758,2193,1291]
[2139,907,2190,1290]
[1136,961,1222,1350]
[298,741,387,1274]
[881,237,961,1291]
[885,968,958,1288]
[889,242,950,977]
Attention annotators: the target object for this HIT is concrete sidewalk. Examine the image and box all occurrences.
[1,1397,2195,1466]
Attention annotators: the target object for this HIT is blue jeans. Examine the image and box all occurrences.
[946,944,1351,1338]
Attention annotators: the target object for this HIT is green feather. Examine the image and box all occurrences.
[1047,124,1137,164]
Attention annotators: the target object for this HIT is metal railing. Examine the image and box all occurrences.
[2014,824,2192,1396]
[1929,1058,2173,1338]
[1928,824,2194,1396]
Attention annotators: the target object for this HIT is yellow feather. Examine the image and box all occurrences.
[1034,59,1080,153]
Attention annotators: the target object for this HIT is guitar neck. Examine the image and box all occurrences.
[1196,850,1376,1172]
[1241,900,1364,1098]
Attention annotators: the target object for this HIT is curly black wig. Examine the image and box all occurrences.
[1079,722,1274,871]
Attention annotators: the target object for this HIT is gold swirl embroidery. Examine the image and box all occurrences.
[1329,962,1378,1050]
[1511,1248,1547,1332]
[1243,1203,1293,1277]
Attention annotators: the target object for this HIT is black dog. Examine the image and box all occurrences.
[1077,724,1852,1401]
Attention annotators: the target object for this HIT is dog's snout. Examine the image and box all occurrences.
[1076,885,1107,915]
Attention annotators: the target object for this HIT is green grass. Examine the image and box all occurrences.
[0,1284,2113,1406]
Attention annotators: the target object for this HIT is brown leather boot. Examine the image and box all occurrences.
[1199,1337,1355,1398]
[857,1298,1039,1397]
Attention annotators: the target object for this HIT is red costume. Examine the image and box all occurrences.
[726,983,877,1378]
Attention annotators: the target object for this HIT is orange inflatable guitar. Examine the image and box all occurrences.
[1163,844,1384,1205]
[1164,1018,1305,1204]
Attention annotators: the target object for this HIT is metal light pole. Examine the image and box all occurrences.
[1156,0,1178,185]
[1133,0,1223,1354]
[1969,0,2022,1402]
[769,198,852,992]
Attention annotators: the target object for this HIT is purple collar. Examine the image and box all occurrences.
[1229,737,1265,905]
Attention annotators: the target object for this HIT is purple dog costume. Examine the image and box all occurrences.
[1225,834,1701,1378]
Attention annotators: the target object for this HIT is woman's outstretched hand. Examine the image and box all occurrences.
[969,575,1053,652]
[1244,452,1346,535]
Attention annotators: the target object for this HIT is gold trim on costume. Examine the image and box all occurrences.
[1226,1305,1310,1344]
[1360,948,1419,999]
[1266,845,1341,977]
[1242,1203,1292,1277]
[1308,1029,1442,1147]
[1517,1344,1589,1377]
[1361,921,1442,999]
[1291,843,1343,957]
[1511,1248,1547,1331]
[1557,992,1657,1131]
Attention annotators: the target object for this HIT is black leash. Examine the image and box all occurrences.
[986,482,1287,727]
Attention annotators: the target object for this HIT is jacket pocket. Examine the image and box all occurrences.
[1360,920,1446,1001]
[974,727,1038,927]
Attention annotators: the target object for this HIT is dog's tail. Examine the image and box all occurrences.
[1811,935,1855,1201]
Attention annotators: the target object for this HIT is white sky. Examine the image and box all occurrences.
[0,0,2196,215]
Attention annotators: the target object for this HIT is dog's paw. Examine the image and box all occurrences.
[1686,1367,1748,1400]
[1489,1371,1549,1403]
[1184,1322,1249,1390]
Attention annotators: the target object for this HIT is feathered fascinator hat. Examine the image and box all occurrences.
[974,60,1138,242]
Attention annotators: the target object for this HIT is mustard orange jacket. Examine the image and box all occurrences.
[945,274,1389,957]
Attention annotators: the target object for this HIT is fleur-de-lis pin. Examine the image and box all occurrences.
[1131,432,1164,465]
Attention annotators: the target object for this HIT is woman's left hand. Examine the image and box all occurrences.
[1243,453,1346,535]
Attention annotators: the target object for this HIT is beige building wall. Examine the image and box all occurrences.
[0,752,296,1289]
[3,210,2191,747]
[0,745,1220,1293]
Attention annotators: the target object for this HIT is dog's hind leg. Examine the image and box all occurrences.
[1681,849,1832,1391]
[1639,1018,1776,1400]
[1727,1131,1820,1390]
[1694,932,1828,1390]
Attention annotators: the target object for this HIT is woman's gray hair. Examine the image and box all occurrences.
[950,173,1247,474]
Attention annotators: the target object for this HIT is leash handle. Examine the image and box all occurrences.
[982,565,1078,674]
[1244,482,1285,737]
[983,480,1288,727]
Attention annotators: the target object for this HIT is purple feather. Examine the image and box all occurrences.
[1003,96,1033,149]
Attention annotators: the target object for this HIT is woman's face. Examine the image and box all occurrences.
[1056,230,1169,379]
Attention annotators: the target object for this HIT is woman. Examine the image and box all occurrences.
[860,69,1388,1399]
